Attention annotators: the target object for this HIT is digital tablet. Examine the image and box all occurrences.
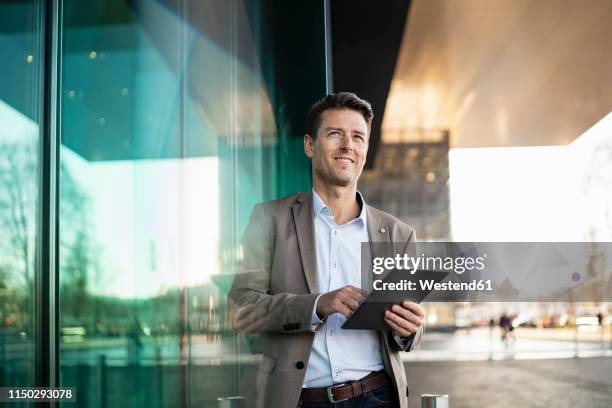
[341,268,449,331]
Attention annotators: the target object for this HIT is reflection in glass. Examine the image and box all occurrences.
[0,0,43,387]
[57,0,325,406]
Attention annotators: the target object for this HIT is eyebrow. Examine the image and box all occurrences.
[324,127,366,135]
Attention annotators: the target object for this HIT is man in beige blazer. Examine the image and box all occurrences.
[230,92,424,407]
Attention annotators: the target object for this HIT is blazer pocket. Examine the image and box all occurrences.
[258,354,277,374]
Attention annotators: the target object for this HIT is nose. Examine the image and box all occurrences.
[339,134,354,151]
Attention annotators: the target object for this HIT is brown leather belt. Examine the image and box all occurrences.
[300,370,391,403]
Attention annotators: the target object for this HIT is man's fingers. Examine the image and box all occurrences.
[385,310,417,334]
[332,294,358,313]
[384,316,412,337]
[401,301,425,318]
[345,285,367,300]
[330,295,352,317]
[340,297,360,311]
[320,286,367,317]
[385,318,408,336]
[343,290,364,305]
[391,305,423,327]
[339,303,353,318]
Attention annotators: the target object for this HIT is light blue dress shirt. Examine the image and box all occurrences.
[303,190,384,388]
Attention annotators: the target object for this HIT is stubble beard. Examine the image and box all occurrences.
[313,159,361,189]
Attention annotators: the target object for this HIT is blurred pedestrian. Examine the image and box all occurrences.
[507,314,516,344]
[499,313,510,346]
[127,315,144,365]
[597,312,605,348]
[488,317,496,359]
[597,312,603,327]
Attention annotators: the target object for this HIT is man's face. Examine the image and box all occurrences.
[304,108,369,188]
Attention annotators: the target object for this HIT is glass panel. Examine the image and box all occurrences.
[0,0,43,388]
[58,0,326,406]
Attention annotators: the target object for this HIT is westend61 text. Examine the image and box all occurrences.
[373,279,494,292]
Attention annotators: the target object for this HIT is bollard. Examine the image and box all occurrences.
[421,394,449,408]
[155,346,163,408]
[99,355,107,408]
[217,396,245,408]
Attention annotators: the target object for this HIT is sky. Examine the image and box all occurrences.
[449,112,612,242]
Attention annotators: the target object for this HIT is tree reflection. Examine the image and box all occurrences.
[0,139,99,336]
[0,140,37,334]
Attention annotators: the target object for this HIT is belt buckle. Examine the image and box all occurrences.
[326,383,348,403]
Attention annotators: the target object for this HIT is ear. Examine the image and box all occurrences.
[304,134,314,159]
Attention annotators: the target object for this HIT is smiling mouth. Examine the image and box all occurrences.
[334,157,355,164]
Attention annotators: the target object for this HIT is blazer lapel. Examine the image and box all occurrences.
[366,205,392,259]
[365,206,392,290]
[292,191,318,294]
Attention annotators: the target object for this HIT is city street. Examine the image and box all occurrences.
[403,327,612,407]
[5,328,612,407]
[404,327,612,361]
[404,357,612,408]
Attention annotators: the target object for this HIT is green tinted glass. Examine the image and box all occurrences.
[57,0,326,406]
[0,0,44,389]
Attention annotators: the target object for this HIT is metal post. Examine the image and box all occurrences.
[421,394,449,408]
[156,346,163,408]
[217,396,245,408]
[489,319,494,360]
[0,333,5,384]
[36,0,61,391]
[99,355,107,408]
[574,321,579,358]
[601,320,605,353]
[609,321,612,350]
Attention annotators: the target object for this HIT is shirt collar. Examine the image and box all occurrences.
[312,189,367,224]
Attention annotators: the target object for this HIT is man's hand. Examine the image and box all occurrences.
[384,301,424,337]
[316,285,365,318]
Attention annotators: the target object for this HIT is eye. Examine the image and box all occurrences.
[354,135,365,142]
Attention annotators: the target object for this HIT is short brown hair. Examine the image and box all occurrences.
[306,92,374,139]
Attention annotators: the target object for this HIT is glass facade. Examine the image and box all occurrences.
[1,0,328,406]
[0,0,44,388]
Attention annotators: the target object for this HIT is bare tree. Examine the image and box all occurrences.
[0,140,99,329]
[0,141,37,327]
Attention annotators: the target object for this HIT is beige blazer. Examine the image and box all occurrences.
[229,191,422,408]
